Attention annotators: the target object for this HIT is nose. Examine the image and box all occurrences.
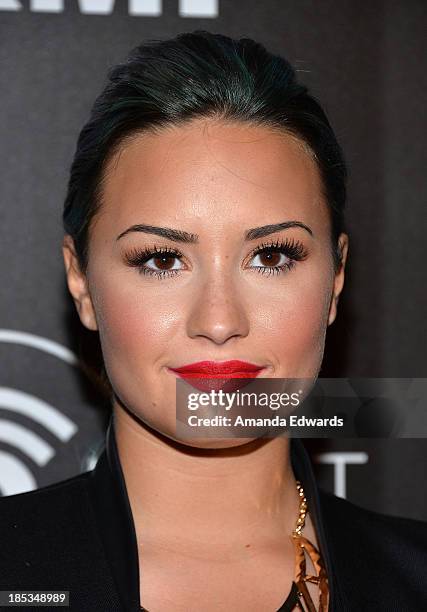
[186,272,250,345]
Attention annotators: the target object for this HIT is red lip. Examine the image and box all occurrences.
[169,360,265,378]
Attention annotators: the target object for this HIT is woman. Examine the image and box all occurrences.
[1,31,426,612]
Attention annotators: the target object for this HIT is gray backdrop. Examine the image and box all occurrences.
[0,0,426,520]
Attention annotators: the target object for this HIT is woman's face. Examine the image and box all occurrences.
[63,118,348,446]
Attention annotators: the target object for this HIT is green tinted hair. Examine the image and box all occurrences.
[63,30,347,275]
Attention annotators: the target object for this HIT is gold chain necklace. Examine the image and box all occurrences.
[291,480,329,611]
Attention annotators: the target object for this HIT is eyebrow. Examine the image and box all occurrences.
[116,220,313,243]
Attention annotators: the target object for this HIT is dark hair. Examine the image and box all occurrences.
[63,30,347,276]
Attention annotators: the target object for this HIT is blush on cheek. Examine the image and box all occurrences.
[91,277,181,408]
[96,293,156,374]
[266,278,332,378]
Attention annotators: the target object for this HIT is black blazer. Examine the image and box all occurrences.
[1,415,426,611]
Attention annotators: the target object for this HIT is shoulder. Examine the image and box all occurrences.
[317,488,427,609]
[0,471,122,609]
[318,486,427,544]
[0,470,93,526]
[0,471,96,584]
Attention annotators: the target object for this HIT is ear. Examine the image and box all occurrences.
[62,235,98,331]
[328,233,349,326]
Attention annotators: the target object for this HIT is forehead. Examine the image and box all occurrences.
[95,119,328,237]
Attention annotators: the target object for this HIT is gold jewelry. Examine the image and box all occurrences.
[291,480,329,611]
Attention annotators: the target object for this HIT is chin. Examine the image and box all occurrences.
[175,436,258,449]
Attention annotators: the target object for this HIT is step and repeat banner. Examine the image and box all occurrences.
[0,1,426,520]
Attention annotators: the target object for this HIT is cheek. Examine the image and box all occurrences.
[90,274,183,437]
[257,268,332,375]
[91,274,180,378]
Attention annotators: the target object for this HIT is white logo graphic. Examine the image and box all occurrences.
[0,0,218,17]
[0,329,79,496]
[315,452,369,499]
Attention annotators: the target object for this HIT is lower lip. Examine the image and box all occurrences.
[167,368,265,392]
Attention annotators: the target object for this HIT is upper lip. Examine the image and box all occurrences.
[169,360,265,375]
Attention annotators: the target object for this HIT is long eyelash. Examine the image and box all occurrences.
[124,237,307,280]
[249,238,308,276]
[124,245,184,278]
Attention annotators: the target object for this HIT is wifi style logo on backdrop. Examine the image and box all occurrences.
[0,329,105,498]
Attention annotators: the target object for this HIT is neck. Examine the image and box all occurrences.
[113,401,301,556]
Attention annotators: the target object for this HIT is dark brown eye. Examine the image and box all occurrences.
[151,255,177,270]
[250,249,289,269]
[248,238,308,276]
[256,250,283,267]
[124,246,184,279]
